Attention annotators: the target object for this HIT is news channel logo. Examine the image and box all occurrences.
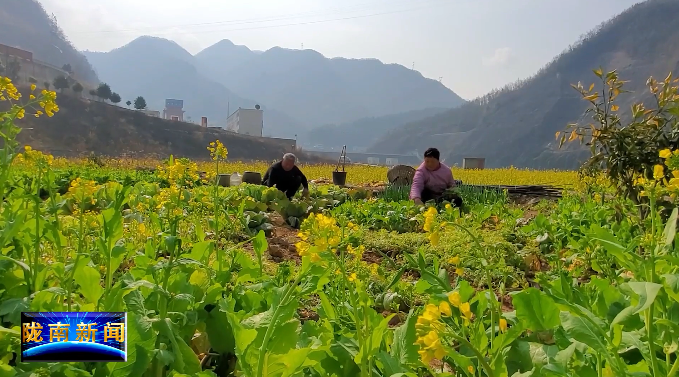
[21,312,127,362]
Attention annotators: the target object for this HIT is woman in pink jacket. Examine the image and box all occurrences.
[409,148,462,207]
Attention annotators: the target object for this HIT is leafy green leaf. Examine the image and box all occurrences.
[559,311,607,354]
[107,312,156,377]
[512,288,560,331]
[662,274,679,303]
[188,241,212,262]
[611,282,662,326]
[376,351,409,376]
[0,298,29,325]
[158,318,201,374]
[252,230,267,274]
[390,311,419,366]
[205,307,236,355]
[74,265,104,305]
[317,291,336,320]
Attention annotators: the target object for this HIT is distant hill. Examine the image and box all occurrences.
[195,42,464,126]
[371,0,679,169]
[4,92,322,162]
[300,107,449,151]
[0,0,98,84]
[83,37,306,139]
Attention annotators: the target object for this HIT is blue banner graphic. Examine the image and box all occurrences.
[21,312,127,362]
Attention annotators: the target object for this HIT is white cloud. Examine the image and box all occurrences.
[482,47,512,67]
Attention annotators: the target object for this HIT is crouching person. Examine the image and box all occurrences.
[262,153,310,199]
[409,148,462,208]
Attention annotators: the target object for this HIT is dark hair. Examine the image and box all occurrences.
[423,148,440,160]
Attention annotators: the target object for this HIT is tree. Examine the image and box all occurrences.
[88,89,97,98]
[558,69,679,218]
[134,96,147,110]
[43,82,51,90]
[7,58,21,82]
[53,75,69,93]
[62,64,72,73]
[72,82,84,97]
[96,83,112,102]
[126,100,132,107]
[110,92,121,104]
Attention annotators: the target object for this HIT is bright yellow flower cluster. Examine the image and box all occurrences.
[347,244,365,260]
[68,178,99,206]
[15,146,54,167]
[423,206,446,246]
[207,140,228,161]
[446,291,472,322]
[37,89,59,117]
[636,148,679,198]
[295,213,342,263]
[156,186,187,218]
[157,158,200,187]
[415,291,475,364]
[447,256,464,276]
[415,304,447,363]
[0,77,21,101]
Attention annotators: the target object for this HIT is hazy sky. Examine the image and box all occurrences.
[40,0,643,99]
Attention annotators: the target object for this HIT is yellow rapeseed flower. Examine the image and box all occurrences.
[660,149,672,159]
[499,318,508,333]
[459,302,472,321]
[439,301,452,317]
[654,164,665,180]
[448,291,461,308]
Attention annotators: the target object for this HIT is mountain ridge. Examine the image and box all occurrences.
[370,0,679,169]
[196,41,464,126]
[82,37,306,138]
[0,0,99,84]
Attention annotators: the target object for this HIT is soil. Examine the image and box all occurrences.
[298,308,320,323]
[382,311,407,327]
[361,250,383,264]
[265,214,302,264]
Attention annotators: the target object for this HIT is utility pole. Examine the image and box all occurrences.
[412,62,415,70]
[301,43,304,50]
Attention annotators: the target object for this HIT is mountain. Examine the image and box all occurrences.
[0,0,98,84]
[194,42,464,126]
[372,0,679,169]
[301,107,450,151]
[83,37,305,138]
[194,39,256,78]
[3,92,324,162]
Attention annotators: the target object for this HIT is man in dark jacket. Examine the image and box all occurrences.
[262,153,310,199]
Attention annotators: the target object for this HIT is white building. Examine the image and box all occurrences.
[226,107,263,137]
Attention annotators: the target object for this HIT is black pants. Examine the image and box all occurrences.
[421,188,463,208]
[266,176,302,199]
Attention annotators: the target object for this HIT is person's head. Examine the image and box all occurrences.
[282,153,297,171]
[423,148,441,171]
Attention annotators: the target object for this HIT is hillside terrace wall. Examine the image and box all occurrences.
[1,53,96,91]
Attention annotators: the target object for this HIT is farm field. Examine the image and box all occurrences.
[46,156,580,187]
[1,79,678,377]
